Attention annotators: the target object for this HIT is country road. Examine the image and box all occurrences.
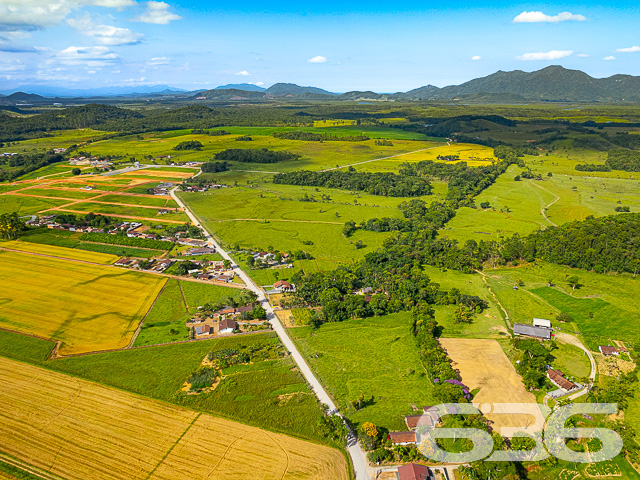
[170,187,371,480]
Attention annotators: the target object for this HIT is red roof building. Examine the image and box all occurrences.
[388,431,417,445]
[397,463,432,480]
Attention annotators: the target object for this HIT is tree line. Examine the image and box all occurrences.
[272,169,433,197]
[272,131,369,142]
[214,148,300,163]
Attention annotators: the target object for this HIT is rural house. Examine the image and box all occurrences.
[194,325,212,337]
[599,345,620,356]
[388,431,417,446]
[219,317,236,335]
[273,280,293,292]
[397,463,435,480]
[546,369,578,392]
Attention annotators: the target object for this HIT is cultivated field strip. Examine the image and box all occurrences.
[0,250,166,355]
[0,358,348,480]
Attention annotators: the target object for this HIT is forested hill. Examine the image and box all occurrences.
[501,213,640,274]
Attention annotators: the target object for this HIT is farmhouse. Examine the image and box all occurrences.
[178,238,208,247]
[599,346,620,356]
[532,318,552,329]
[513,323,552,340]
[194,325,212,336]
[405,409,439,431]
[273,280,293,291]
[114,258,132,266]
[388,431,417,446]
[546,369,578,392]
[219,317,236,335]
[397,463,435,480]
[217,274,233,283]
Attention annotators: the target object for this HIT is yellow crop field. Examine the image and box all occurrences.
[0,250,166,354]
[0,358,348,480]
[0,239,118,264]
[398,143,496,166]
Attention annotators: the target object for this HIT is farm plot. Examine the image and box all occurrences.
[0,239,118,264]
[0,250,166,355]
[0,357,347,480]
[439,338,545,433]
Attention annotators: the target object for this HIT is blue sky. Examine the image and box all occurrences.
[0,0,638,92]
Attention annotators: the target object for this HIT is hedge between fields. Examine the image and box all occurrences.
[79,232,174,250]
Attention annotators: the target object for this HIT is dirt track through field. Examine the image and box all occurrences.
[439,338,546,434]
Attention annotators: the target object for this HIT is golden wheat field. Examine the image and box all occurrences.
[0,250,165,354]
[0,358,348,480]
[0,239,119,264]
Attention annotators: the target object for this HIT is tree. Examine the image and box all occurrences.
[0,212,23,239]
[567,275,580,291]
[72,168,81,175]
[223,259,231,269]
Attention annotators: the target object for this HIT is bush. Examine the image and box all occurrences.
[173,140,203,151]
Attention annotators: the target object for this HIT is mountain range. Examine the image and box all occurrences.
[195,66,640,103]
[3,66,640,103]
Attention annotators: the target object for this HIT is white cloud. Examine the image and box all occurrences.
[68,14,142,45]
[0,59,25,73]
[603,56,616,61]
[56,45,119,67]
[253,81,264,86]
[307,55,327,63]
[577,53,590,57]
[616,46,640,53]
[0,0,135,31]
[134,1,181,24]
[513,11,587,23]
[471,55,481,61]
[516,50,573,61]
[235,70,250,76]
[147,56,170,65]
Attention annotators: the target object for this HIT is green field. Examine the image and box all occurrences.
[483,262,640,349]
[46,333,327,441]
[290,312,438,431]
[0,194,70,215]
[551,342,592,379]
[14,187,100,199]
[95,194,178,208]
[134,279,246,346]
[62,201,188,221]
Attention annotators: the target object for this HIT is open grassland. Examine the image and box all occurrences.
[52,201,188,222]
[0,194,69,215]
[134,279,246,346]
[242,258,339,286]
[0,329,56,364]
[444,165,553,242]
[290,312,438,431]
[551,342,593,379]
[0,250,166,355]
[483,262,640,350]
[181,185,413,223]
[12,128,107,154]
[0,239,118,264]
[49,333,330,441]
[440,338,544,432]
[422,266,507,338]
[86,131,440,172]
[95,194,177,208]
[0,357,347,480]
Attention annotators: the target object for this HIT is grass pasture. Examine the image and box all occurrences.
[290,312,438,430]
[0,357,347,480]
[0,194,69,215]
[0,249,166,355]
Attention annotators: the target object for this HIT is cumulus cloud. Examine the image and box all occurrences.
[253,81,264,86]
[0,0,134,31]
[134,1,181,24]
[68,14,143,45]
[471,55,481,61]
[307,55,327,63]
[516,50,573,61]
[235,70,250,76]
[513,11,587,23]
[616,46,640,53]
[56,45,119,67]
[603,56,616,61]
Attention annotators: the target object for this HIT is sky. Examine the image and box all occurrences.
[0,0,639,92]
